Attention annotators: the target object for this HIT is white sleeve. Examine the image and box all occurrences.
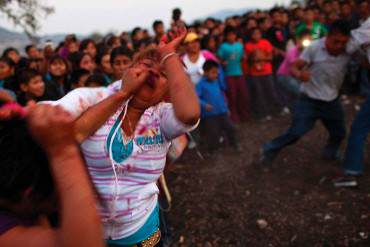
[40,87,111,119]
[159,103,199,140]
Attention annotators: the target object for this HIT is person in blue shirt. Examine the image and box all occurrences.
[217,26,250,123]
[196,60,240,153]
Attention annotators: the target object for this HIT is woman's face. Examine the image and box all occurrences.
[247,19,257,30]
[112,38,121,49]
[84,42,97,59]
[112,55,132,80]
[207,38,217,51]
[101,54,113,74]
[251,29,262,42]
[129,59,169,109]
[49,59,67,77]
[80,54,96,73]
[186,40,200,54]
[0,61,13,79]
[7,51,20,64]
[23,75,45,98]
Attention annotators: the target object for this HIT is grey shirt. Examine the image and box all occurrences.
[300,38,350,101]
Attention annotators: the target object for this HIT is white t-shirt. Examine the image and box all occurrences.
[183,53,206,85]
[300,38,350,101]
[45,81,198,240]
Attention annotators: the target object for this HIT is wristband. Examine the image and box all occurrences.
[160,52,177,66]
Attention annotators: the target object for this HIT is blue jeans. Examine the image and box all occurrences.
[263,95,346,158]
[343,97,370,175]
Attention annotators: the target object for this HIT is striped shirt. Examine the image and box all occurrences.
[47,81,197,240]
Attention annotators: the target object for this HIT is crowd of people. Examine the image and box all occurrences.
[0,0,369,246]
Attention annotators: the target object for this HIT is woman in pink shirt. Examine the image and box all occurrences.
[277,29,312,106]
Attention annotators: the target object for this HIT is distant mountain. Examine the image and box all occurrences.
[0,26,79,54]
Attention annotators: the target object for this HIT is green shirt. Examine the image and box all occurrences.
[296,21,327,40]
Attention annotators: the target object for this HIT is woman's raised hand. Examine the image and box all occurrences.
[27,104,75,156]
[158,25,187,58]
[121,67,150,96]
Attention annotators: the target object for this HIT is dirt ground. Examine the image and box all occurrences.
[164,98,370,247]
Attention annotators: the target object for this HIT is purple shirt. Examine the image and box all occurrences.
[277,46,300,76]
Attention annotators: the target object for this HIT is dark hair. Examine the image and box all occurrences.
[297,28,312,39]
[2,47,19,58]
[70,69,90,84]
[106,35,120,47]
[172,8,182,21]
[96,46,111,66]
[85,73,106,87]
[79,39,96,53]
[152,20,163,30]
[269,7,281,16]
[131,27,142,40]
[17,69,41,86]
[110,46,133,64]
[68,52,93,71]
[200,35,216,50]
[328,19,351,36]
[203,60,219,72]
[0,57,16,68]
[249,27,261,35]
[48,55,70,78]
[224,26,237,36]
[25,44,36,54]
[0,118,54,205]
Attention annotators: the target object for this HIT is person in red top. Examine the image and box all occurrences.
[245,27,282,119]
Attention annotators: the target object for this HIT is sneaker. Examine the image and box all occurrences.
[333,175,358,188]
[265,115,272,121]
[280,107,291,116]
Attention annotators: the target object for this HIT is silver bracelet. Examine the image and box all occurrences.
[160,52,177,66]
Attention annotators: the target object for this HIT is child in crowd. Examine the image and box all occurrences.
[245,27,282,119]
[217,26,250,123]
[79,39,98,60]
[196,60,240,153]
[18,69,45,106]
[69,52,96,74]
[0,104,104,246]
[43,55,71,100]
[96,46,113,85]
[110,46,133,81]
[85,73,107,88]
[70,69,90,89]
[2,47,21,65]
[0,57,17,95]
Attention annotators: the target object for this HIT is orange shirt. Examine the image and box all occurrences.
[244,39,273,76]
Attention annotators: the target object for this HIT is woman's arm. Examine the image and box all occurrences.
[74,90,129,143]
[159,27,200,126]
[74,68,149,143]
[0,105,104,247]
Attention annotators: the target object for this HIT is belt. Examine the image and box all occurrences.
[132,229,161,247]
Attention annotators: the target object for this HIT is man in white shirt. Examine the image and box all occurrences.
[262,20,352,162]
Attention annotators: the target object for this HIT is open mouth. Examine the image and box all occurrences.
[147,73,157,89]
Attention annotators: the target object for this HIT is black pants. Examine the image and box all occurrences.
[203,113,237,151]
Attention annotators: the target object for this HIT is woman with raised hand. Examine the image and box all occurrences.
[0,103,104,247]
[50,26,200,246]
